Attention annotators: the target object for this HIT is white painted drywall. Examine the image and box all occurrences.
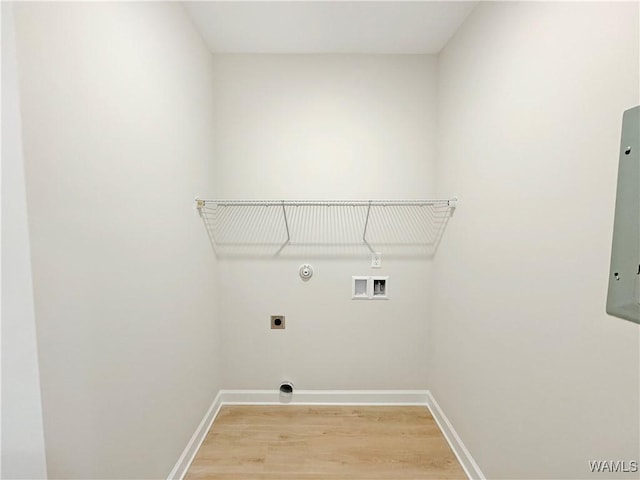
[184,2,477,54]
[1,3,48,478]
[212,55,438,389]
[432,2,640,479]
[12,3,220,478]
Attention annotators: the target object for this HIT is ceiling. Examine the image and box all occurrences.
[183,1,478,54]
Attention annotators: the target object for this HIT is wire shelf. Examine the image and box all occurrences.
[196,198,457,257]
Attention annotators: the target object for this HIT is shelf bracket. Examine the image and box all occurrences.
[362,201,374,253]
[363,201,372,243]
[195,198,206,217]
[281,200,291,244]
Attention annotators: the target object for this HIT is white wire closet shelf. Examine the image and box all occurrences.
[196,198,458,257]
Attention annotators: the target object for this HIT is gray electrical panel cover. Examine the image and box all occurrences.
[606,105,640,324]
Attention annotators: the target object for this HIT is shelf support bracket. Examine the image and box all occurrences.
[281,201,291,244]
[363,201,372,243]
[362,201,374,253]
[195,198,206,217]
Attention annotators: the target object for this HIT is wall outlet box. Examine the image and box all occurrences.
[371,253,382,268]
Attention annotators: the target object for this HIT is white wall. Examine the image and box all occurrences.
[10,3,638,478]
[1,3,48,478]
[432,2,640,479]
[12,3,220,478]
[212,55,438,389]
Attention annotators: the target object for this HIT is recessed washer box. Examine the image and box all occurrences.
[352,276,388,300]
[352,276,369,299]
[372,278,387,298]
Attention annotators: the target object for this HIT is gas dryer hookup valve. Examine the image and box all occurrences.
[299,264,313,281]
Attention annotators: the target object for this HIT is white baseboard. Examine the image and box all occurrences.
[426,391,486,480]
[166,390,223,480]
[219,388,430,405]
[167,389,483,480]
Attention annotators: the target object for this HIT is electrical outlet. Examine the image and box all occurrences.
[271,315,285,329]
[371,253,382,268]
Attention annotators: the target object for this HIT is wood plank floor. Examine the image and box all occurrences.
[184,406,467,480]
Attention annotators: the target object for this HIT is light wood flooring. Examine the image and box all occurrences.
[184,405,467,480]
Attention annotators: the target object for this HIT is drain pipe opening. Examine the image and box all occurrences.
[279,381,294,398]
